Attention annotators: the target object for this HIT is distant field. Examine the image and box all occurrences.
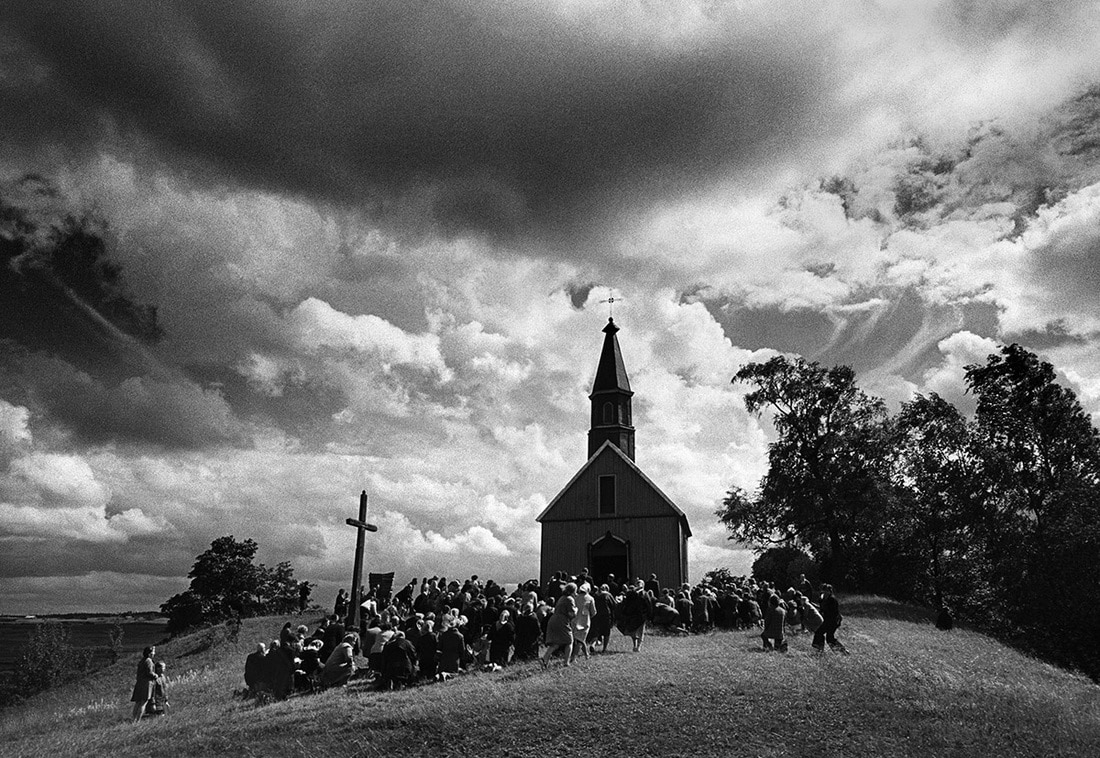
[0,618,168,677]
[2,599,1099,757]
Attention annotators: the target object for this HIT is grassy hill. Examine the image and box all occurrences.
[2,596,1099,757]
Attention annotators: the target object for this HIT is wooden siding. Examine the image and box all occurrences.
[540,517,687,588]
[541,445,680,522]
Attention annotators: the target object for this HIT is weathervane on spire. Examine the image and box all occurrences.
[600,290,623,319]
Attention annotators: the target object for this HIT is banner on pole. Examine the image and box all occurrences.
[368,571,395,601]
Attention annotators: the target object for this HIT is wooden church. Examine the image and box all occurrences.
[537,317,691,587]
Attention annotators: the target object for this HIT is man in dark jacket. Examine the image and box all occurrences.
[812,584,847,653]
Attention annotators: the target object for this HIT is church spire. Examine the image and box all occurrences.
[588,317,635,460]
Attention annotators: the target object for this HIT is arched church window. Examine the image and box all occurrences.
[603,402,615,424]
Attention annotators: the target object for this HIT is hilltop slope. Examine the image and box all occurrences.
[2,597,1098,758]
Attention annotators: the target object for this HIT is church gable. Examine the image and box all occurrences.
[537,441,688,529]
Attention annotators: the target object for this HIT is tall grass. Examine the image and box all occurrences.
[2,598,1099,757]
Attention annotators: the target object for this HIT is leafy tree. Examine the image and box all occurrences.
[702,567,744,585]
[720,356,890,583]
[883,393,983,607]
[750,546,819,590]
[161,536,308,634]
[186,536,265,618]
[966,344,1100,668]
[966,344,1100,538]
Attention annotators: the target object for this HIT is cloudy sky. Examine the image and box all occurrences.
[3,1,1100,614]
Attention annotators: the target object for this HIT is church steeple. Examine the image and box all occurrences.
[588,317,635,460]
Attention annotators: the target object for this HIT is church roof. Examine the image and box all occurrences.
[590,318,631,395]
[536,440,692,537]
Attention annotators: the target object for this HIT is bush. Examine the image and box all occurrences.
[3,623,95,705]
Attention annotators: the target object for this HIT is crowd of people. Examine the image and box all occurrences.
[234,568,848,702]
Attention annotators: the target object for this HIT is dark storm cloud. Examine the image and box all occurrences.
[4,352,248,450]
[2,1,831,245]
[0,534,191,579]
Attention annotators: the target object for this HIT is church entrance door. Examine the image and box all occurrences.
[588,531,630,587]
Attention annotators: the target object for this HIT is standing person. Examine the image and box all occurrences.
[797,574,813,600]
[813,584,847,653]
[145,661,169,716]
[605,574,621,597]
[569,584,596,663]
[799,594,824,640]
[298,582,311,614]
[514,603,541,661]
[130,646,157,722]
[541,582,577,669]
[616,580,651,652]
[320,614,345,663]
[334,588,349,619]
[590,584,616,653]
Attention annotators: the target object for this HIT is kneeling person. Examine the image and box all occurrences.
[761,595,787,652]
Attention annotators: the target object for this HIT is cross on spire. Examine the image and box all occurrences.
[600,291,623,318]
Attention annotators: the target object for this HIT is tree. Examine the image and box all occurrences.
[966,344,1100,537]
[965,344,1100,667]
[161,536,307,634]
[884,393,982,607]
[750,546,819,590]
[720,356,890,583]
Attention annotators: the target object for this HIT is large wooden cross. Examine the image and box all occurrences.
[345,490,378,628]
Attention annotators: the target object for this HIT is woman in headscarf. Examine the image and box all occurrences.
[512,603,540,661]
[616,580,651,652]
[590,585,617,654]
[130,645,157,721]
[541,582,577,669]
[415,618,438,680]
[489,609,516,666]
[320,633,357,688]
[569,584,596,663]
[296,639,323,692]
[437,615,467,676]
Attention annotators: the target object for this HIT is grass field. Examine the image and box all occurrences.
[2,596,1098,757]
